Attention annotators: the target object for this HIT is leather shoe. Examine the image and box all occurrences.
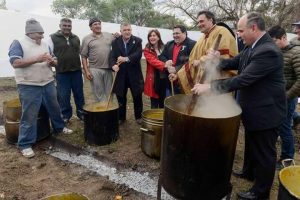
[136,118,142,125]
[237,190,269,200]
[232,170,254,181]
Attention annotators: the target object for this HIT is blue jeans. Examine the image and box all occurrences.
[17,81,65,150]
[56,70,84,120]
[278,97,296,159]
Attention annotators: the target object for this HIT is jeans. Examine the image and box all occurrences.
[17,81,65,150]
[56,70,85,120]
[278,97,296,159]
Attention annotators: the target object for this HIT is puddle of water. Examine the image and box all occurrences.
[50,151,175,200]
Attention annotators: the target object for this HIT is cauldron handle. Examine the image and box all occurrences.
[281,159,295,168]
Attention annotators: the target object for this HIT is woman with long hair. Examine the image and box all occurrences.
[143,29,166,108]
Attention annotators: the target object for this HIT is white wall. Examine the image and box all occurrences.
[0,9,297,77]
[0,9,201,77]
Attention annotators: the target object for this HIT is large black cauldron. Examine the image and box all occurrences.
[160,94,241,200]
[83,102,119,145]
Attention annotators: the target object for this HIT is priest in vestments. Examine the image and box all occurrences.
[176,11,238,94]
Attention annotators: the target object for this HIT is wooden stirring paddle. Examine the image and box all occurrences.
[185,34,223,115]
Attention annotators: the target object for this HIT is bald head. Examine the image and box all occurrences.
[237,12,266,46]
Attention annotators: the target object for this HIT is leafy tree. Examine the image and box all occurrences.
[146,11,187,29]
[51,0,189,28]
[0,0,7,9]
[51,0,113,21]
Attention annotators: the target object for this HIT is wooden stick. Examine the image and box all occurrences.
[106,70,118,110]
[186,34,223,115]
[171,80,175,96]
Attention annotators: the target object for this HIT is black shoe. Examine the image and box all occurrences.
[237,190,269,200]
[232,170,254,181]
[293,116,300,129]
[136,118,142,125]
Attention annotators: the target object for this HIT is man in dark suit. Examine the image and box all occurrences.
[111,22,144,125]
[192,12,286,199]
[159,25,196,96]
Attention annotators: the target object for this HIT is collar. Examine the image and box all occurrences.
[92,32,103,38]
[205,24,217,38]
[251,32,266,49]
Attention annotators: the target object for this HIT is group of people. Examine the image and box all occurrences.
[7,9,300,200]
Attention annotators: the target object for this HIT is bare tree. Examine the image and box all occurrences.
[162,0,300,30]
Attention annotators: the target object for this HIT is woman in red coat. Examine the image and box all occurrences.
[143,29,166,108]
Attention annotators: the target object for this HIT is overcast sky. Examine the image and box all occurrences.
[6,0,59,17]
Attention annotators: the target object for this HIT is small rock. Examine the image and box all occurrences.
[37,162,46,169]
[101,180,115,191]
[0,126,5,136]
[108,149,114,154]
[0,192,5,199]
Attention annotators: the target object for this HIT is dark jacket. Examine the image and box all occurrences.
[159,37,196,72]
[213,33,286,132]
[50,31,81,73]
[111,35,144,97]
[283,38,300,99]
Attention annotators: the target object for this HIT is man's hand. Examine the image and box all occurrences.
[167,66,176,74]
[36,53,52,63]
[168,73,178,82]
[117,56,128,64]
[112,64,119,72]
[192,60,201,68]
[191,83,211,95]
[206,49,220,59]
[112,32,120,38]
[84,70,93,80]
[164,60,173,68]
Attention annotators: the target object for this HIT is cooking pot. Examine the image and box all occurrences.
[3,98,50,144]
[141,109,164,158]
[159,94,241,199]
[41,192,89,200]
[277,159,300,200]
[83,101,119,145]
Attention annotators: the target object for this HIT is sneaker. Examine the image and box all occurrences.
[21,147,35,158]
[62,127,73,134]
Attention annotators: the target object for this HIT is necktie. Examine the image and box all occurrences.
[241,47,253,72]
[124,43,128,56]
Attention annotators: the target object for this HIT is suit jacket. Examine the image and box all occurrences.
[111,35,144,97]
[213,33,286,132]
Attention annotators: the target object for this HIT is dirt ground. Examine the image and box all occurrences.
[0,75,300,200]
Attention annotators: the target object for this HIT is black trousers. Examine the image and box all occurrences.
[116,77,143,121]
[242,128,278,195]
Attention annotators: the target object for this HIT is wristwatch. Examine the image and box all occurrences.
[125,57,130,62]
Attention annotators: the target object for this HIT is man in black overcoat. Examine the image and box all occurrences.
[192,12,286,199]
[111,22,144,125]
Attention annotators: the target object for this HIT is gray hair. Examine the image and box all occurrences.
[246,12,265,31]
[120,22,131,28]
